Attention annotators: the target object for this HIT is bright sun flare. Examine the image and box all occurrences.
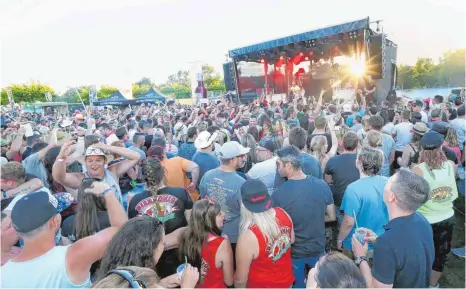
[349,58,366,77]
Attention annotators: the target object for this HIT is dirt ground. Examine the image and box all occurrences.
[441,196,465,288]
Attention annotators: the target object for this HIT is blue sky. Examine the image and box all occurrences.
[0,0,464,93]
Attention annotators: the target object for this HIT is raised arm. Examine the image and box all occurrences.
[52,141,82,189]
[5,126,25,160]
[67,182,127,285]
[93,142,141,178]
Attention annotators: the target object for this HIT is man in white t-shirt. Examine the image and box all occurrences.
[246,137,279,195]
[392,110,413,168]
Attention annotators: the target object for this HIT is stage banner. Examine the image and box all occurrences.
[45,92,52,102]
[6,88,15,105]
[89,85,97,105]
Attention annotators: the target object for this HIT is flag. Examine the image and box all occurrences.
[44,92,53,102]
[6,88,15,105]
[89,85,97,104]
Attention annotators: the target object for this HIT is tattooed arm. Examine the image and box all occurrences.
[1,178,44,200]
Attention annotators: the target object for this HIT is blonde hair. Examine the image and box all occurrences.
[310,135,327,164]
[445,127,459,147]
[240,203,280,247]
[366,130,382,148]
[91,266,159,288]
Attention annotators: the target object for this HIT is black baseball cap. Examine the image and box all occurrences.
[26,134,41,146]
[259,137,278,153]
[11,191,59,233]
[421,131,444,150]
[240,179,273,213]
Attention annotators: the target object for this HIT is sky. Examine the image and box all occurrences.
[0,0,465,94]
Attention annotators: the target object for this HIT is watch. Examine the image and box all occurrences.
[355,256,368,266]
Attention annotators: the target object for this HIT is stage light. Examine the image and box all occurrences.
[279,56,284,60]
[349,57,366,77]
[260,58,265,63]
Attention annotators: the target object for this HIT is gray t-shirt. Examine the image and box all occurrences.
[199,168,245,243]
[247,157,277,195]
[22,152,49,188]
[393,122,413,151]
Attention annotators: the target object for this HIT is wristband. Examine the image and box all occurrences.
[2,190,7,199]
[102,188,113,197]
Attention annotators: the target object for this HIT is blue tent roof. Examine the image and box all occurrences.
[229,18,369,57]
[93,91,132,106]
[134,87,166,104]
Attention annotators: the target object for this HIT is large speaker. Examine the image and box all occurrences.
[368,35,384,79]
[223,62,237,91]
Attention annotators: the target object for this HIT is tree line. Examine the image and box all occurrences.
[397,49,465,89]
[0,64,225,105]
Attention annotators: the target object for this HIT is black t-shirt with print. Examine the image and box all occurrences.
[128,187,193,278]
[127,187,193,234]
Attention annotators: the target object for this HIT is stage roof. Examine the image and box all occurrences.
[229,18,369,57]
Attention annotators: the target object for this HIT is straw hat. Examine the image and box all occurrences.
[78,147,114,164]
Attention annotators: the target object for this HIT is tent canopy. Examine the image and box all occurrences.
[229,18,369,57]
[134,87,167,104]
[93,91,133,106]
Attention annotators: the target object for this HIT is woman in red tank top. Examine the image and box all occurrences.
[235,179,295,288]
[178,199,234,288]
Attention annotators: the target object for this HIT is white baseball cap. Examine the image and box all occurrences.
[218,141,250,159]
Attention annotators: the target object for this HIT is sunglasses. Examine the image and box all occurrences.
[106,269,147,288]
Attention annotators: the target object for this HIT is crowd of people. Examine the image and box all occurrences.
[0,88,464,288]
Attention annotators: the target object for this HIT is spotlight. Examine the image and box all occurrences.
[349,31,358,40]
[279,56,284,60]
[260,58,265,63]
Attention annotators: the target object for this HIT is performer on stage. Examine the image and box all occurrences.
[357,74,376,104]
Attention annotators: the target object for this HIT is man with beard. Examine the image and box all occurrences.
[199,141,250,262]
[272,145,335,288]
[52,141,141,204]
[246,137,279,195]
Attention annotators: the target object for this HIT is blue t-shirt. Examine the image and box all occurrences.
[192,151,220,182]
[340,176,389,250]
[301,152,323,179]
[346,108,366,127]
[272,176,333,258]
[371,213,434,288]
[178,142,197,161]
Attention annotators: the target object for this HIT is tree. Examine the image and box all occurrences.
[437,49,465,87]
[135,77,153,87]
[166,70,190,87]
[202,64,224,89]
[397,49,465,89]
[1,82,54,105]
[98,85,118,99]
[133,83,151,98]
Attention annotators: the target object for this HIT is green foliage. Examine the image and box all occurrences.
[1,82,54,105]
[98,85,118,99]
[133,83,152,98]
[397,49,465,89]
